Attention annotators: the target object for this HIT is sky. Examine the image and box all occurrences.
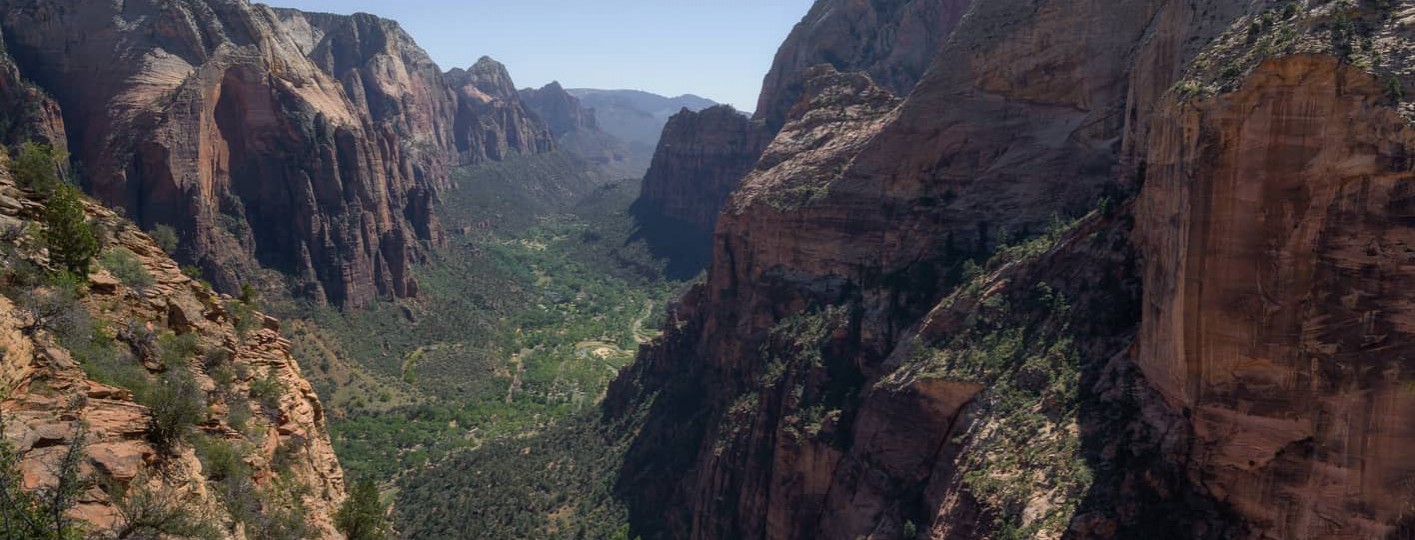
[263,0,815,111]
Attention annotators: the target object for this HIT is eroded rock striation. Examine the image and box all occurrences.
[0,1,556,308]
[610,0,1415,539]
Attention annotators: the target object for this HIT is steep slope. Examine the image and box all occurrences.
[610,0,1415,539]
[0,1,557,308]
[632,0,971,269]
[0,158,345,536]
[522,82,647,178]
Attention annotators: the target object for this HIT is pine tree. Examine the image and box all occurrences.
[335,479,390,540]
[43,184,99,277]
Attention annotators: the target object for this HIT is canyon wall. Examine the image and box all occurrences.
[612,0,1415,539]
[0,0,555,308]
[633,0,971,261]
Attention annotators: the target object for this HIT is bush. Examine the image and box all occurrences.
[100,247,154,291]
[139,370,206,454]
[11,141,64,195]
[150,224,179,254]
[249,372,285,418]
[336,479,391,540]
[106,472,221,539]
[193,435,250,482]
[43,184,99,277]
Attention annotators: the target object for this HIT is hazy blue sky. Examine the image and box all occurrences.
[264,1,814,110]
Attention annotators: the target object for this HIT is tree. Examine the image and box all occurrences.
[43,184,99,277]
[335,479,390,540]
[11,141,64,195]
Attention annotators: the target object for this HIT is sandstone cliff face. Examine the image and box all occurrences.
[0,160,345,536]
[1138,52,1415,539]
[0,27,63,151]
[443,57,557,165]
[0,1,558,308]
[753,0,972,131]
[636,106,772,232]
[612,0,1415,539]
[521,81,600,138]
[633,0,969,255]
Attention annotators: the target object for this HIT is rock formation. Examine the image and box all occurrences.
[0,155,345,536]
[0,1,557,308]
[636,105,772,232]
[521,81,646,178]
[609,0,1415,539]
[444,57,557,165]
[632,0,971,265]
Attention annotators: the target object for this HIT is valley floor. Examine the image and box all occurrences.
[263,154,686,537]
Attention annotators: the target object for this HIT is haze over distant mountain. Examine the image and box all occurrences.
[566,89,720,151]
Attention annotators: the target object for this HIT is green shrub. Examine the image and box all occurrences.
[11,141,64,195]
[139,370,206,454]
[149,224,179,254]
[157,332,201,369]
[100,247,154,291]
[249,372,285,417]
[228,299,260,338]
[43,184,99,277]
[194,435,250,482]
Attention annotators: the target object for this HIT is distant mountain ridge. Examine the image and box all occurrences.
[566,89,720,151]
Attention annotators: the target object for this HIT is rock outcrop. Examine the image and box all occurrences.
[753,0,971,131]
[0,156,345,536]
[610,0,1415,539]
[631,0,970,264]
[521,81,600,138]
[444,57,557,165]
[0,1,557,308]
[636,106,772,232]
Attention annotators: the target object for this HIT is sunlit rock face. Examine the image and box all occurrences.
[0,0,556,307]
[633,0,971,245]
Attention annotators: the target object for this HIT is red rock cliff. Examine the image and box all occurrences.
[0,1,556,308]
[611,0,1415,539]
[633,0,971,252]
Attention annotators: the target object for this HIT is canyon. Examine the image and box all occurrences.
[0,0,1410,538]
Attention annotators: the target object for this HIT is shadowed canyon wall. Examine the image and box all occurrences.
[610,0,1415,539]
